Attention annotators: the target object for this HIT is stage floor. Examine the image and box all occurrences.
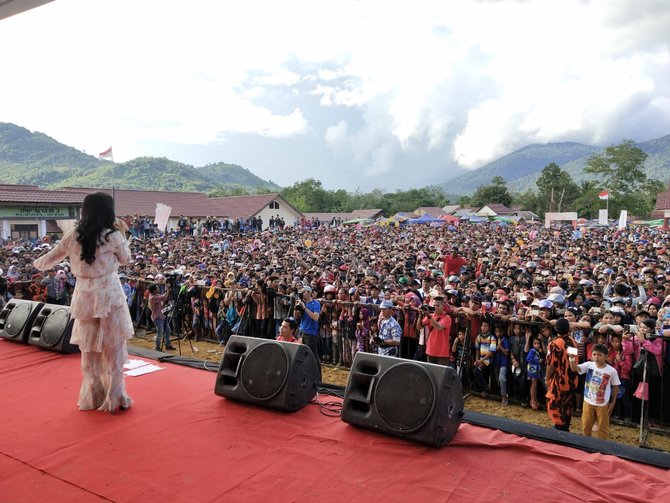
[1,340,668,502]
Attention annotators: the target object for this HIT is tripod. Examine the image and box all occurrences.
[165,283,197,355]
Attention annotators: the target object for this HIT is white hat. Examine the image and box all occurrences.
[547,293,565,304]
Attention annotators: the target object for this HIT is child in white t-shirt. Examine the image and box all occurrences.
[569,343,620,439]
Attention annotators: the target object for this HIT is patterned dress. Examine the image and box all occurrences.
[34,227,134,413]
[545,335,578,428]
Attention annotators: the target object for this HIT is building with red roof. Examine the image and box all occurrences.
[0,184,84,241]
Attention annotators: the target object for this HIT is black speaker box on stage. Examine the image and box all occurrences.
[28,303,79,354]
[0,299,44,343]
[342,353,464,447]
[215,335,319,412]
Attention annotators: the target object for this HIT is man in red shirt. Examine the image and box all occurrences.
[443,247,467,277]
[424,296,453,366]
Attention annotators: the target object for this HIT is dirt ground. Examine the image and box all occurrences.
[129,331,670,453]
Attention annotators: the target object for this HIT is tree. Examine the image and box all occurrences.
[209,186,252,197]
[281,178,329,212]
[279,180,450,215]
[513,189,539,214]
[470,176,512,208]
[535,163,578,215]
[584,140,658,217]
[573,180,601,219]
[458,195,473,207]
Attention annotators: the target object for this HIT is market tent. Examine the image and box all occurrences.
[342,218,373,225]
[493,215,519,223]
[407,213,444,224]
[463,214,486,223]
[391,212,416,221]
[439,214,460,223]
[376,217,401,227]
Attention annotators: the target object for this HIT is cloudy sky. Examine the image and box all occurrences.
[1,0,669,191]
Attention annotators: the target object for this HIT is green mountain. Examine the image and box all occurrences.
[197,162,281,191]
[0,122,280,193]
[439,135,670,195]
[439,142,600,195]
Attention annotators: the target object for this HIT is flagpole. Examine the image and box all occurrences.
[110,149,115,208]
[99,147,115,207]
[606,188,609,222]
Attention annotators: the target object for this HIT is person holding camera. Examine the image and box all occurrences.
[423,296,452,366]
[148,283,175,351]
[295,285,321,365]
[632,318,665,424]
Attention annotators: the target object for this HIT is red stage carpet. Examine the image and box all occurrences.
[1,340,668,502]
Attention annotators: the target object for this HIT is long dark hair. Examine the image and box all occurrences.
[76,192,117,264]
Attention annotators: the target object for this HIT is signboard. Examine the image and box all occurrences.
[0,206,73,218]
[155,203,172,232]
[544,212,578,229]
[598,209,608,226]
[618,210,628,230]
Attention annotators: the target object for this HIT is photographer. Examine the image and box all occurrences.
[632,318,665,424]
[148,283,175,351]
[423,296,452,366]
[295,286,321,365]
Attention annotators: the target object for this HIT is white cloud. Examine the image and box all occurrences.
[324,120,348,148]
[254,70,302,87]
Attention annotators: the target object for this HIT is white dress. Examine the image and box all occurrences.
[34,228,135,412]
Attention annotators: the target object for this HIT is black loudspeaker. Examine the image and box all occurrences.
[0,299,44,343]
[215,335,319,412]
[28,303,79,354]
[342,353,464,447]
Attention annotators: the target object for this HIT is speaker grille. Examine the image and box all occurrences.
[240,343,288,400]
[5,302,32,337]
[41,308,70,346]
[375,363,435,432]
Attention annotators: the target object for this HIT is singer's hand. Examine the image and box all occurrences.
[114,218,129,234]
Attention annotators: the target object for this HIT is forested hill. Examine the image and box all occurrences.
[0,122,280,193]
[439,136,670,195]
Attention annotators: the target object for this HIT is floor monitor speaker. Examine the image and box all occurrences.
[342,352,464,447]
[28,304,79,354]
[215,335,319,412]
[0,299,44,343]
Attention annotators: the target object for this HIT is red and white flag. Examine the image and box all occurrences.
[598,190,609,200]
[98,147,113,159]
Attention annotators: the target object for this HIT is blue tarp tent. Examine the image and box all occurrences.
[407,213,444,224]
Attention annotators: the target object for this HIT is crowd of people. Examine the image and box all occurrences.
[2,215,669,431]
